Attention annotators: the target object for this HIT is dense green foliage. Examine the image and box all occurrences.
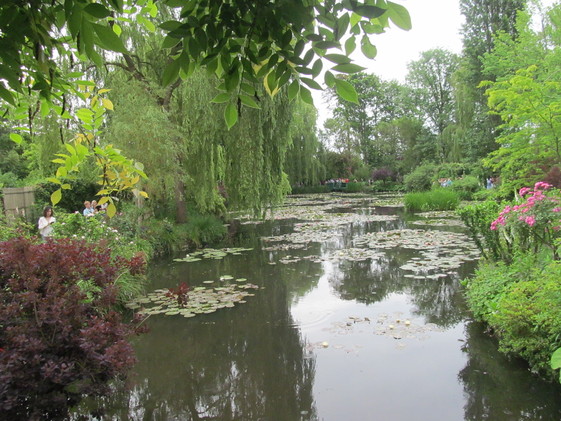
[465,255,561,378]
[403,164,437,192]
[461,182,561,381]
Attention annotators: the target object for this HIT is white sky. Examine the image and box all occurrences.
[358,0,464,82]
[315,0,465,124]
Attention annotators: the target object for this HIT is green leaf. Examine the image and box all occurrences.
[314,41,341,50]
[162,35,181,49]
[83,4,112,19]
[323,54,351,65]
[211,92,231,103]
[92,23,127,53]
[9,133,22,144]
[299,86,314,105]
[159,20,182,31]
[345,37,356,56]
[387,1,412,30]
[107,202,117,218]
[324,71,336,88]
[311,58,323,78]
[51,189,62,206]
[0,85,15,105]
[240,94,260,109]
[112,23,122,36]
[288,80,300,101]
[335,79,358,104]
[361,36,377,59]
[224,103,238,129]
[331,63,366,74]
[353,5,385,19]
[300,77,322,90]
[551,348,561,370]
[162,59,181,87]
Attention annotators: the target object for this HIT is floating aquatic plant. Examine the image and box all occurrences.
[126,278,260,318]
[174,247,253,263]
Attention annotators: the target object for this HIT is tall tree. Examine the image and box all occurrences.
[0,0,412,212]
[481,4,561,192]
[284,101,326,186]
[324,73,408,167]
[406,49,459,162]
[456,0,527,161]
[406,49,460,136]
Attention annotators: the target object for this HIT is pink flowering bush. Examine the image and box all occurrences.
[490,181,561,260]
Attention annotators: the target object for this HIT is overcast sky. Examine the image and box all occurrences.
[360,0,464,82]
[314,0,465,123]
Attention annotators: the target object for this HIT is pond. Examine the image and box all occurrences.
[74,194,561,420]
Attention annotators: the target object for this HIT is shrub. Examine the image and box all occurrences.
[371,167,397,182]
[403,164,437,192]
[404,189,460,212]
[457,200,505,262]
[345,181,364,193]
[490,182,561,262]
[450,175,481,200]
[185,213,227,247]
[465,254,561,377]
[0,238,145,419]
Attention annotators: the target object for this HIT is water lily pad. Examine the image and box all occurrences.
[130,276,262,318]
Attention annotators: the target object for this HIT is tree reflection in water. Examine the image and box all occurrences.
[74,264,317,420]
[71,195,561,420]
[458,321,561,420]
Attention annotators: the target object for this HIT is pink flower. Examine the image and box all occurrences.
[553,207,561,213]
[525,216,536,226]
[534,181,553,190]
[519,187,531,197]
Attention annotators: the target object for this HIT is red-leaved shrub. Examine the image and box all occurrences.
[0,237,145,420]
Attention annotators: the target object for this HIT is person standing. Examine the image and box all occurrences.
[38,206,56,241]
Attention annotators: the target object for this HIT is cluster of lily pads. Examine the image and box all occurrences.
[174,247,253,263]
[353,228,480,279]
[126,277,259,318]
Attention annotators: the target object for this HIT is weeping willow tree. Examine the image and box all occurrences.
[175,68,293,217]
[104,21,296,220]
[284,101,326,186]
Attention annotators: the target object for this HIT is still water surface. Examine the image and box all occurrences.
[76,194,561,420]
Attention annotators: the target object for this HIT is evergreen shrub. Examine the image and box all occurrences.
[404,164,437,192]
[450,175,481,200]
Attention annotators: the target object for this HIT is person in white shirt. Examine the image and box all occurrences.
[38,206,56,241]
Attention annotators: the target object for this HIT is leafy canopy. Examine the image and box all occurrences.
[0,0,411,118]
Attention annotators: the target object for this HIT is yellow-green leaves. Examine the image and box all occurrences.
[47,83,148,215]
[9,133,22,144]
[50,189,62,206]
[551,348,561,382]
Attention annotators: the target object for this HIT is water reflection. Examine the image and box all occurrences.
[459,322,561,420]
[72,194,561,420]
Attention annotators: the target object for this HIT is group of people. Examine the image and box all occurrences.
[37,199,108,241]
[439,178,453,187]
[83,200,106,216]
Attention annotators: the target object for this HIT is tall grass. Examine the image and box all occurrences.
[404,189,460,212]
